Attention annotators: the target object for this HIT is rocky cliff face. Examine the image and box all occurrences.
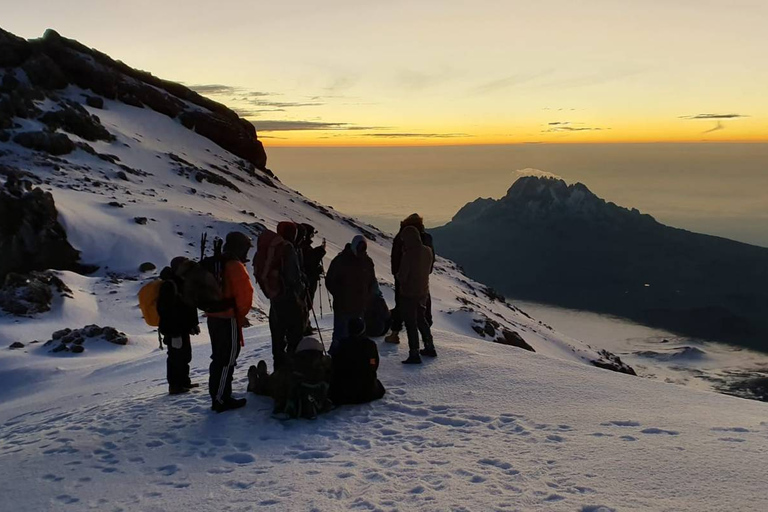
[0,28,268,172]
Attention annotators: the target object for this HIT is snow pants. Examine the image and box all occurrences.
[401,295,433,356]
[165,334,192,389]
[269,297,306,371]
[391,280,432,331]
[208,317,241,406]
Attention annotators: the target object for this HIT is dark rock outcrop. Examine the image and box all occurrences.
[13,130,75,155]
[0,270,73,315]
[41,324,129,353]
[0,178,88,280]
[0,27,268,171]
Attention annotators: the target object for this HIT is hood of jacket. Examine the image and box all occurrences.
[400,225,423,250]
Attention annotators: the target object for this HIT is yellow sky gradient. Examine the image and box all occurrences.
[4,0,767,146]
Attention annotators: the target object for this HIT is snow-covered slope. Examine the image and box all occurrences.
[2,323,767,512]
[1,29,766,511]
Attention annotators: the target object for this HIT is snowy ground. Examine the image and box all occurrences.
[1,77,767,511]
[518,300,768,400]
[2,318,768,512]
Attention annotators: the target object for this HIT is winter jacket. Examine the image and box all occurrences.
[326,245,377,315]
[207,258,254,326]
[396,226,433,299]
[392,229,434,276]
[157,268,199,338]
[329,334,386,405]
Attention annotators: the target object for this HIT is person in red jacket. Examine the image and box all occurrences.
[207,231,254,413]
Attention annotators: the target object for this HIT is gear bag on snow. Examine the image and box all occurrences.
[274,337,333,420]
[254,229,288,300]
[138,279,163,327]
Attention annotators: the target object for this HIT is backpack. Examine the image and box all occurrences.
[138,279,163,327]
[275,348,333,420]
[178,236,230,313]
[254,229,288,300]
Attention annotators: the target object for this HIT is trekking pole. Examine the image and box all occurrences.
[306,288,326,354]
[318,280,324,319]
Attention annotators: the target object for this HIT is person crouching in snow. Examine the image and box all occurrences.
[206,231,254,413]
[157,257,200,395]
[325,235,378,354]
[329,317,386,405]
[398,226,436,364]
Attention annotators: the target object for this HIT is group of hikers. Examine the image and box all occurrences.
[146,214,436,418]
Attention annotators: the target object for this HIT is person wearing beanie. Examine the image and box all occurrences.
[206,230,254,412]
[326,235,378,347]
[387,213,436,345]
[329,317,386,405]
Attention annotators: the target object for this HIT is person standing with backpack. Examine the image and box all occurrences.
[325,235,378,353]
[255,221,308,371]
[298,223,326,311]
[398,226,436,364]
[205,231,254,413]
[386,214,436,345]
[157,257,200,395]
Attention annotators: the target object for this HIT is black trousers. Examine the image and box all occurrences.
[208,317,241,405]
[401,295,433,355]
[391,280,432,331]
[269,298,306,371]
[165,334,192,389]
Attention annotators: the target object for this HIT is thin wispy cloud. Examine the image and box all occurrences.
[248,99,323,108]
[471,70,553,95]
[363,133,471,139]
[543,122,604,133]
[251,120,376,132]
[703,121,725,134]
[680,113,748,120]
[189,84,239,95]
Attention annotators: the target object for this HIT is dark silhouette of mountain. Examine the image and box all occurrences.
[431,176,768,352]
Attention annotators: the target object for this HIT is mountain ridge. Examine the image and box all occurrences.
[433,176,768,351]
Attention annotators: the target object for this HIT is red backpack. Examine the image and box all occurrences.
[254,229,288,299]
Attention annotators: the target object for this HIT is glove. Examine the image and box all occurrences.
[190,325,201,335]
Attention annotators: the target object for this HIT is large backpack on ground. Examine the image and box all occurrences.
[138,279,163,327]
[254,229,288,300]
[274,338,333,420]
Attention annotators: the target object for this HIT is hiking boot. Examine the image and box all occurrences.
[169,386,189,395]
[184,382,200,389]
[402,354,422,365]
[419,347,437,358]
[385,331,401,344]
[212,397,247,413]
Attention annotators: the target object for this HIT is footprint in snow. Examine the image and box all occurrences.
[640,428,679,436]
[222,453,255,464]
[602,420,641,427]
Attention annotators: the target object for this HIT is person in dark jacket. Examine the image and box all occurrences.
[325,235,377,351]
[397,226,436,364]
[329,317,386,405]
[387,214,435,344]
[298,223,326,311]
[269,221,309,370]
[157,257,200,395]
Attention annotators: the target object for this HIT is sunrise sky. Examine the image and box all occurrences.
[4,0,767,145]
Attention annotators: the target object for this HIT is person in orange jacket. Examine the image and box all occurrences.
[207,231,254,413]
